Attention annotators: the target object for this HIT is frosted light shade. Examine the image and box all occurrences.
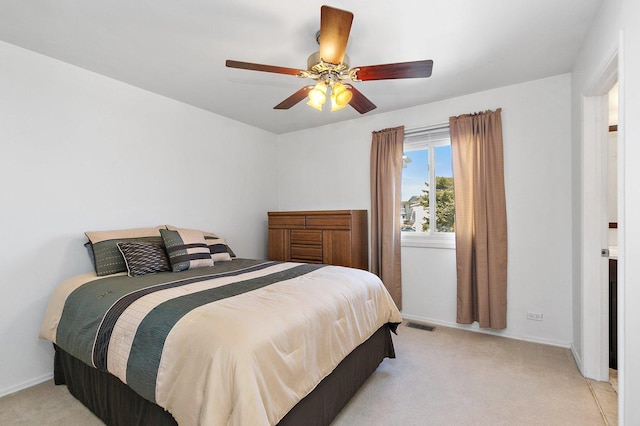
[307,82,327,111]
[330,83,352,111]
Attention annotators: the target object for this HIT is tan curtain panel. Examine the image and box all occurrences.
[370,126,404,309]
[450,109,507,329]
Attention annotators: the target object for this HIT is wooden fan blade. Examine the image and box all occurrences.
[352,60,433,81]
[319,6,353,65]
[226,60,302,76]
[344,84,377,114]
[274,86,314,109]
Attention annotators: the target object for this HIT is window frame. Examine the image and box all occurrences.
[401,125,456,249]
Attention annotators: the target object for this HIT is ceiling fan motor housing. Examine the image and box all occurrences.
[307,51,350,77]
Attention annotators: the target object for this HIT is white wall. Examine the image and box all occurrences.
[277,74,573,347]
[571,0,640,423]
[0,41,278,397]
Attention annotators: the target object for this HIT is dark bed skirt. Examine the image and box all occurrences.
[54,324,396,425]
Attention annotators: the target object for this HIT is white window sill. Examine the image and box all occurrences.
[401,234,456,249]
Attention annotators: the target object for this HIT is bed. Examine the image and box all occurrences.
[39,227,402,426]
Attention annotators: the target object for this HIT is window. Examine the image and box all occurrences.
[401,125,455,248]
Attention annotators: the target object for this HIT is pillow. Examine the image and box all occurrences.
[165,225,218,238]
[84,241,96,270]
[117,242,171,277]
[160,228,214,272]
[85,226,165,276]
[204,236,233,262]
[166,225,236,258]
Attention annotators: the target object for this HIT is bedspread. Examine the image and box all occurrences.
[40,259,402,425]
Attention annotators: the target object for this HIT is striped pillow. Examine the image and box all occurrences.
[204,236,233,262]
[166,225,236,258]
[160,229,214,272]
[117,242,171,277]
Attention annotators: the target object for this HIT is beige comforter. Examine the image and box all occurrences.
[40,260,402,425]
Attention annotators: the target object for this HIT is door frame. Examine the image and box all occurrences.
[581,48,619,381]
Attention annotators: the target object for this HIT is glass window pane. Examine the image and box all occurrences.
[401,149,429,233]
[434,145,455,232]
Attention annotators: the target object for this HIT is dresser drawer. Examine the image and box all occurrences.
[290,244,323,262]
[305,215,351,230]
[290,230,322,245]
[268,215,306,229]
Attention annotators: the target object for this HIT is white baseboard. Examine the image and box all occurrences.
[401,313,572,349]
[0,372,53,399]
[570,343,585,375]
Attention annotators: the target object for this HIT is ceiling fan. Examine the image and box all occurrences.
[225,5,433,114]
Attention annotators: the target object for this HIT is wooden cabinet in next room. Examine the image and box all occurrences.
[268,210,368,270]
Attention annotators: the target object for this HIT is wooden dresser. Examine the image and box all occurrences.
[268,210,368,270]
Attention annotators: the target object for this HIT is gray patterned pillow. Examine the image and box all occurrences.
[116,242,171,277]
[85,226,165,276]
[160,229,214,272]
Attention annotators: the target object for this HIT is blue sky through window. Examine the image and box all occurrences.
[402,145,453,202]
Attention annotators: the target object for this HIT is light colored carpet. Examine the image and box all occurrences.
[587,375,618,426]
[0,323,612,425]
[609,368,618,394]
[334,323,610,425]
[0,378,102,426]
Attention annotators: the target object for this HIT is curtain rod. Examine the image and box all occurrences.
[403,122,449,136]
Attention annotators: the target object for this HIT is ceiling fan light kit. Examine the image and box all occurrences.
[307,82,328,111]
[226,5,433,114]
[331,82,352,111]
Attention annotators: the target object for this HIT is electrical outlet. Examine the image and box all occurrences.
[526,312,544,321]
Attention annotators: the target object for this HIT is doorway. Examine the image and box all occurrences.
[607,83,618,373]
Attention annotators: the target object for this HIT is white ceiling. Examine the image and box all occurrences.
[0,0,603,134]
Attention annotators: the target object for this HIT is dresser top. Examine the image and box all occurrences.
[268,209,366,216]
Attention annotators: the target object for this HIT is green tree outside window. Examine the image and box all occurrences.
[419,176,455,232]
